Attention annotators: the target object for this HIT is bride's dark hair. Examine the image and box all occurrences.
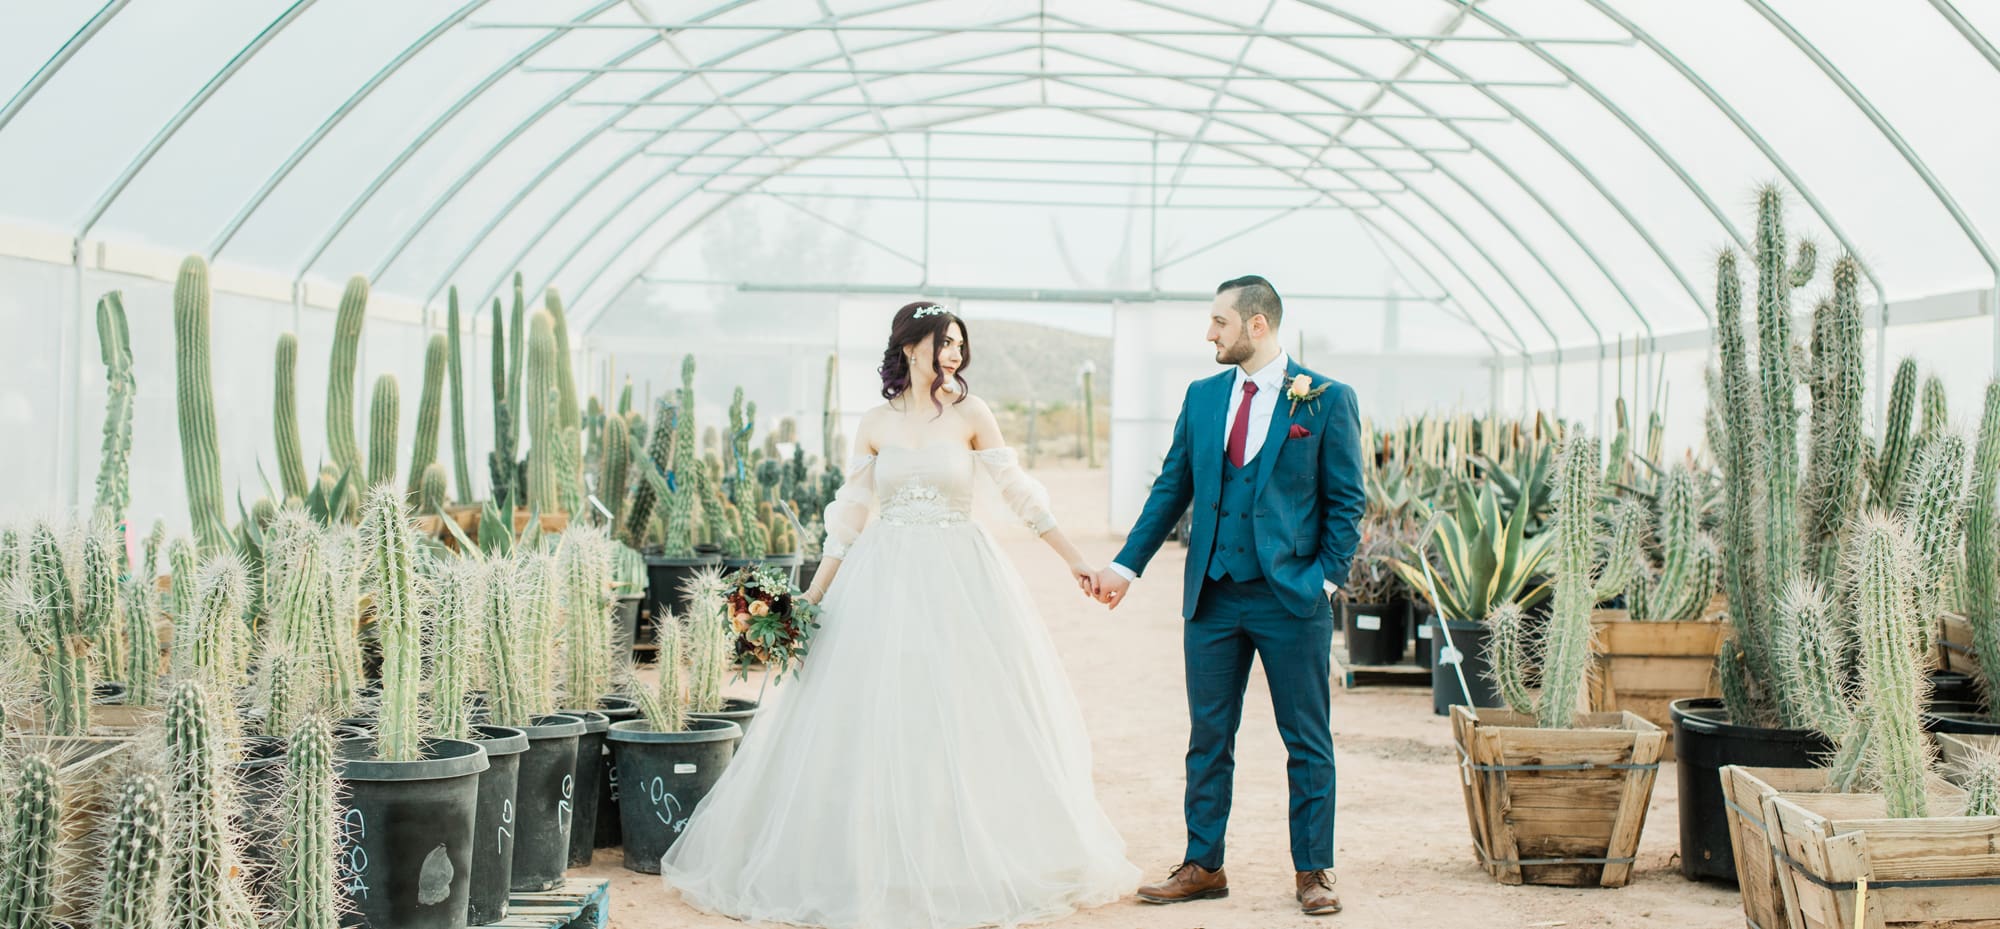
[879,302,970,415]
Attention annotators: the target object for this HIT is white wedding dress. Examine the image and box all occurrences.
[659,443,1139,929]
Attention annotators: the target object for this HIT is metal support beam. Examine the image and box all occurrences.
[1159,0,1275,207]
[526,64,1570,87]
[616,126,1474,152]
[1921,0,2000,380]
[575,97,1514,121]
[637,150,1434,172]
[472,21,1638,44]
[0,0,131,136]
[688,170,1405,193]
[630,278,1446,304]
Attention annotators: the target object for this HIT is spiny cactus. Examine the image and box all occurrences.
[636,609,687,732]
[1711,246,1771,722]
[0,753,61,929]
[1968,382,2000,717]
[600,412,632,531]
[822,353,839,463]
[430,559,486,741]
[361,485,426,763]
[489,296,520,507]
[123,581,160,707]
[545,288,581,431]
[1802,257,1867,586]
[95,290,135,525]
[367,375,400,488]
[684,568,734,715]
[670,358,700,551]
[726,388,747,482]
[1922,374,1951,443]
[559,529,615,705]
[525,312,562,514]
[627,400,676,551]
[316,529,364,715]
[172,553,248,690]
[173,256,230,552]
[407,334,447,495]
[446,287,473,504]
[1754,188,1805,610]
[1483,603,1537,716]
[517,550,561,717]
[94,771,169,929]
[1770,577,1850,738]
[1848,514,1930,818]
[1595,499,1647,604]
[1901,435,1969,640]
[272,715,340,929]
[1633,466,1719,622]
[164,680,257,929]
[274,333,310,503]
[5,518,121,735]
[1875,358,1920,509]
[484,557,531,728]
[1536,435,1605,728]
[1963,751,2000,817]
[326,275,369,478]
[418,462,448,514]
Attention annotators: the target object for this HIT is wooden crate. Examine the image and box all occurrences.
[1942,613,1981,678]
[1450,705,1665,888]
[1763,785,2000,929]
[493,877,609,929]
[1588,613,1727,733]
[1722,766,1833,929]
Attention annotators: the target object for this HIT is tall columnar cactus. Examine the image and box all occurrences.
[1848,514,1929,818]
[274,333,310,502]
[5,518,121,735]
[407,334,447,495]
[367,375,400,488]
[1754,188,1808,608]
[671,358,700,549]
[1539,435,1605,728]
[484,557,530,728]
[95,290,136,525]
[0,753,61,929]
[549,387,585,517]
[1875,359,1920,509]
[1900,436,1970,639]
[124,581,160,707]
[164,680,257,929]
[446,287,473,504]
[518,551,561,717]
[559,529,614,704]
[599,412,632,531]
[525,312,561,514]
[173,553,248,692]
[726,388,746,484]
[273,715,340,929]
[627,400,677,551]
[1634,466,1719,622]
[489,297,520,507]
[1967,753,2000,817]
[1802,257,1867,586]
[361,485,425,763]
[317,529,364,715]
[1967,381,2000,717]
[1711,247,1771,721]
[1771,577,1851,744]
[418,463,448,514]
[173,256,230,553]
[326,275,369,478]
[637,609,688,733]
[95,771,170,929]
[685,569,734,714]
[430,559,486,742]
[1922,374,1950,443]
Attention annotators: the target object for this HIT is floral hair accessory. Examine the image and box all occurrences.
[911,304,948,319]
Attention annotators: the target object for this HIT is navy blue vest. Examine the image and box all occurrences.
[1207,450,1263,582]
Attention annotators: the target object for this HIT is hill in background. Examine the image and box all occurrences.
[966,319,1113,410]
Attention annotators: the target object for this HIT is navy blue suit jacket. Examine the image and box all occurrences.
[1114,359,1366,619]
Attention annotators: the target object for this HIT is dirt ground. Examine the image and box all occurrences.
[579,467,1746,928]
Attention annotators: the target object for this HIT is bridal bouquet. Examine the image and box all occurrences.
[724,563,821,682]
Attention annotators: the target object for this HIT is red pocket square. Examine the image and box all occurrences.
[1289,424,1312,439]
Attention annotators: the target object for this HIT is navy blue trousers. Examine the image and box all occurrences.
[1182,577,1336,872]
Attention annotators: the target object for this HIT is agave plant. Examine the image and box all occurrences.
[1389,481,1554,623]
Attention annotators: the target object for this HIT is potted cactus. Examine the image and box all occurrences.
[333,486,488,929]
[481,548,585,893]
[1339,515,1408,666]
[1452,435,1666,889]
[605,609,743,874]
[555,528,620,870]
[636,358,724,637]
[4,516,123,736]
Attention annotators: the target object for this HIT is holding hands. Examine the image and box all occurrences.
[1065,563,1130,609]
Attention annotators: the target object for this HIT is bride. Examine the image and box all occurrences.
[658,302,1141,928]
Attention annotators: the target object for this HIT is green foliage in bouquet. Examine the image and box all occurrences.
[720,563,820,683]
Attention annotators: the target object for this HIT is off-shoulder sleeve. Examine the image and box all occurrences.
[975,447,1057,535]
[820,454,877,560]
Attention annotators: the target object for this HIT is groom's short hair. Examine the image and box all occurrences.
[1217,275,1282,330]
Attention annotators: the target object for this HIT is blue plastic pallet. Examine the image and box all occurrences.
[493,877,610,929]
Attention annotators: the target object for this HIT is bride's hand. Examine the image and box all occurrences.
[1069,562,1099,598]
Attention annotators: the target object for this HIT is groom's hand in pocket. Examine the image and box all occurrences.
[1092,570,1130,610]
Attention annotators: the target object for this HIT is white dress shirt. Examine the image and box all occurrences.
[1110,351,1337,596]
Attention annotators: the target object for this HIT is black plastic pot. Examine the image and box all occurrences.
[555,709,611,869]
[91,681,129,705]
[334,737,488,929]
[1671,697,1831,883]
[508,714,585,892]
[607,718,743,874]
[612,595,643,654]
[643,554,724,645]
[1924,700,2000,734]
[1340,601,1408,666]
[1930,670,1981,708]
[688,697,759,738]
[1430,617,1502,716]
[465,725,526,927]
[593,697,641,849]
[1409,602,1435,669]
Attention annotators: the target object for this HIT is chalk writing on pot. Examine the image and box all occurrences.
[647,777,688,833]
[497,798,514,852]
[607,763,619,802]
[559,774,575,831]
[337,806,370,900]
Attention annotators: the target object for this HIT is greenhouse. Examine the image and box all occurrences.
[6,1,2000,927]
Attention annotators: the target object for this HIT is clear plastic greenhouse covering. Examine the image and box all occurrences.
[7,0,2000,528]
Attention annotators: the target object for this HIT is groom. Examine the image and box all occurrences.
[1093,275,1364,917]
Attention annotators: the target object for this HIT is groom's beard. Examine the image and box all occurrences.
[1214,336,1254,366]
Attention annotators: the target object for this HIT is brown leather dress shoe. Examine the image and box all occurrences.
[1136,862,1228,904]
[1296,870,1341,915]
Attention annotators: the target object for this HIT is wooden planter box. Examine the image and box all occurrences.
[1763,785,2000,929]
[418,506,568,551]
[1588,613,1728,732]
[1449,705,1665,887]
[1723,766,1834,929]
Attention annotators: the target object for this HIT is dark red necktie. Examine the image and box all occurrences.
[1227,380,1258,468]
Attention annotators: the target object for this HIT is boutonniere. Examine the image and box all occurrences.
[1286,373,1330,415]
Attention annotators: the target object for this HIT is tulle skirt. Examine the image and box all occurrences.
[659,520,1140,928]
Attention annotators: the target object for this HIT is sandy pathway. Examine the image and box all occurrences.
[580,467,1745,928]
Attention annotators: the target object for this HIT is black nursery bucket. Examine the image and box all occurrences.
[508,714,586,892]
[608,718,743,874]
[465,725,527,927]
[334,737,488,929]
[687,697,760,738]
[1430,617,1502,716]
[593,697,642,849]
[556,709,611,869]
[1671,697,1830,882]
[1340,601,1408,666]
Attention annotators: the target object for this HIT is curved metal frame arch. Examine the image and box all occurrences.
[0,0,131,136]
